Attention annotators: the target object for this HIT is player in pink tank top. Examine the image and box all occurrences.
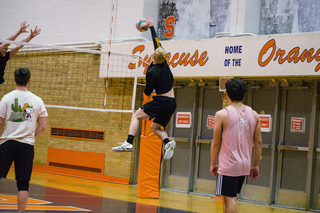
[210,78,262,213]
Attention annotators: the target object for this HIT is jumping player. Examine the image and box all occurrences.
[112,17,177,160]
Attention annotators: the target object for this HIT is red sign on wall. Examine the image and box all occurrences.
[290,117,305,133]
[258,114,272,132]
[176,112,192,128]
[207,115,215,129]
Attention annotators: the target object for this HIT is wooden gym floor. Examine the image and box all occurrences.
[0,169,314,213]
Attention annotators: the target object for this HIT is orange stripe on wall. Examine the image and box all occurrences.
[33,147,130,184]
[47,147,105,174]
[33,165,129,184]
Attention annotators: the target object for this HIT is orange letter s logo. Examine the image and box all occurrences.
[165,16,175,38]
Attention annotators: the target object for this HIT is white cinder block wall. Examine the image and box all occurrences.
[0,0,158,45]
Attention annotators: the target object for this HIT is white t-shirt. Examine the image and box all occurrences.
[0,90,48,145]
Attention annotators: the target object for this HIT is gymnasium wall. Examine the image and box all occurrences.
[0,0,158,45]
[1,52,138,183]
[41,108,134,180]
[1,0,320,46]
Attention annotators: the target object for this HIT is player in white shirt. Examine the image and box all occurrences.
[0,67,47,213]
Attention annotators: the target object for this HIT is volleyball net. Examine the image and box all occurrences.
[0,40,140,113]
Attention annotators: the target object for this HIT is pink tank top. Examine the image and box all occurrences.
[218,105,256,176]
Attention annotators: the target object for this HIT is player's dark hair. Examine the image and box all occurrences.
[14,67,31,86]
[225,78,247,101]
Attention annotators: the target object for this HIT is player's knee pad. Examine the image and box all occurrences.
[16,180,29,191]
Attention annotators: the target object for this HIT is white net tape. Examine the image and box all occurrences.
[0,40,139,113]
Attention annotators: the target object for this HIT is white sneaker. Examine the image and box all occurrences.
[112,141,133,152]
[163,140,176,160]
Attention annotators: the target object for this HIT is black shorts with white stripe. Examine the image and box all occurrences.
[216,173,246,197]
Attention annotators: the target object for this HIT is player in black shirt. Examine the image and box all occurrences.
[0,22,41,84]
[113,17,177,160]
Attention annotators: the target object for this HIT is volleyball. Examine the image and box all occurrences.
[136,18,148,32]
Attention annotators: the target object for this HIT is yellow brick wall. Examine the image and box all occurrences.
[35,108,134,179]
[1,49,139,181]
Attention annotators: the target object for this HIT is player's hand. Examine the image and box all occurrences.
[250,166,259,181]
[146,17,153,27]
[30,26,41,38]
[20,21,30,34]
[210,165,218,176]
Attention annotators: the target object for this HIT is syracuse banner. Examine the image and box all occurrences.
[100,32,320,78]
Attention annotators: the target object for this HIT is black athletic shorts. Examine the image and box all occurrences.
[0,140,34,181]
[141,96,176,127]
[216,174,246,197]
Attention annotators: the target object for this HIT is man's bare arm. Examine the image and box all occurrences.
[250,111,262,180]
[210,109,227,176]
[35,117,46,137]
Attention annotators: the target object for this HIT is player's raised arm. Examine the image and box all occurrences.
[10,26,41,59]
[7,21,29,41]
[0,21,30,51]
[146,17,162,50]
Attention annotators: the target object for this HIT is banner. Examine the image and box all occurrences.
[100,32,320,78]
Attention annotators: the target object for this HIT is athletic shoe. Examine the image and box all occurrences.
[112,141,134,152]
[163,140,176,160]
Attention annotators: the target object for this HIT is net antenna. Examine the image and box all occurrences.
[0,39,140,113]
[104,0,117,107]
